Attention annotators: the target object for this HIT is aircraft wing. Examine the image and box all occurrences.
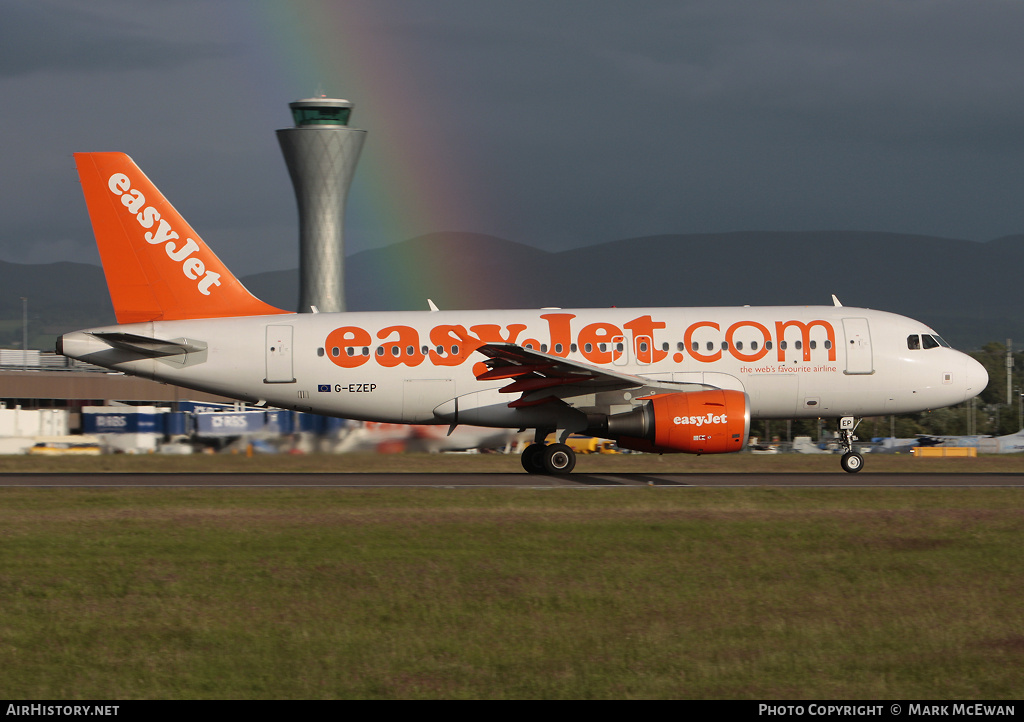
[473,341,664,408]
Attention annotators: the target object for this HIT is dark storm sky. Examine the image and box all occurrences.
[3,0,1024,276]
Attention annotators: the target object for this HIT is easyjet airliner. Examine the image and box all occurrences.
[59,153,989,474]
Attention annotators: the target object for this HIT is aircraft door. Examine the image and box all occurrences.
[842,318,873,375]
[265,325,295,383]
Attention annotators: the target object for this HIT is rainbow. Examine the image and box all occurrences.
[234,2,510,310]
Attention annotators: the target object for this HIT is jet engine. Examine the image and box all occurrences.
[594,389,750,454]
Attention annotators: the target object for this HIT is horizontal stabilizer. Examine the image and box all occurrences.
[90,332,206,358]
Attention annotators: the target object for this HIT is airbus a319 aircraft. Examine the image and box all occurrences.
[59,153,989,474]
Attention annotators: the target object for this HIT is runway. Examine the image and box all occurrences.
[1,472,1023,487]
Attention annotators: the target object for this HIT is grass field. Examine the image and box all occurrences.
[0,483,1021,699]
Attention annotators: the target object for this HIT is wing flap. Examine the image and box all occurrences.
[470,341,649,409]
[463,337,719,412]
[474,342,645,389]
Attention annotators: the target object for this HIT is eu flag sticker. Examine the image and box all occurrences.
[317,384,331,393]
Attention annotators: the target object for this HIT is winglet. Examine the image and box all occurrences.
[831,294,843,307]
[74,152,288,323]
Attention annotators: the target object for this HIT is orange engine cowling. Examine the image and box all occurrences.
[602,389,750,454]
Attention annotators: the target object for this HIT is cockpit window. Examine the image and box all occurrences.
[907,335,921,350]
[935,335,951,348]
[922,334,940,350]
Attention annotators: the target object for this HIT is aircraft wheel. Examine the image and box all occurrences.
[840,452,864,474]
[542,443,576,475]
[521,443,546,474]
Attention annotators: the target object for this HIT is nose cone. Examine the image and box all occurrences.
[962,354,989,401]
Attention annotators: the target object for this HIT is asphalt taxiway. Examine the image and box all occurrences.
[1,472,1022,487]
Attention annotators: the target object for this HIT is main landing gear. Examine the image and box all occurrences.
[521,430,577,475]
[520,420,866,475]
[838,416,864,473]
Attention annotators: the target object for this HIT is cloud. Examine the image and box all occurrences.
[0,0,226,78]
[598,2,1024,149]
[3,0,1024,274]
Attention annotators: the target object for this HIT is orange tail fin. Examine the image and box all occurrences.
[75,152,288,323]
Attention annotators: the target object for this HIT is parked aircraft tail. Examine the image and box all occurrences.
[74,152,287,323]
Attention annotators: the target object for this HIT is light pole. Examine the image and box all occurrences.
[1006,339,1014,406]
[20,297,27,372]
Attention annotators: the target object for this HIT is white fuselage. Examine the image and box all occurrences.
[60,305,987,431]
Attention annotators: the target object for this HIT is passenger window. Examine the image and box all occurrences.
[907,335,920,350]
[750,341,758,351]
[765,341,773,351]
[706,341,714,352]
[735,341,744,351]
[554,343,563,354]
[810,340,816,350]
[692,342,699,352]
[780,341,787,350]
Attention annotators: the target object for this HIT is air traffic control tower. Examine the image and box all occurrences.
[277,97,366,313]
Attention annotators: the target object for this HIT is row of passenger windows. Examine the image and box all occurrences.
[317,345,466,358]
[317,338,833,358]
[679,339,832,352]
[907,334,950,350]
[317,345,458,358]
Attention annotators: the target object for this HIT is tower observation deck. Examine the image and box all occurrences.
[276,97,366,313]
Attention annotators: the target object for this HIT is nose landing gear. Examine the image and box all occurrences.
[838,416,864,473]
